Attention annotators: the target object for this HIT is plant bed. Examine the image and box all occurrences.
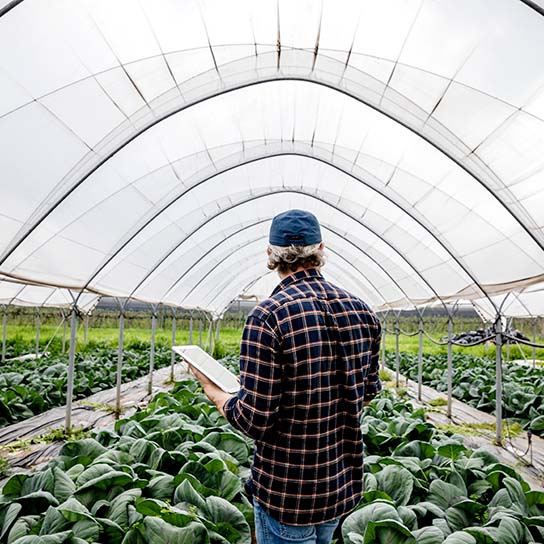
[388,352,544,436]
[0,346,172,428]
[0,383,543,543]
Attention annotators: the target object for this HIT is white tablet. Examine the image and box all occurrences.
[172,345,240,394]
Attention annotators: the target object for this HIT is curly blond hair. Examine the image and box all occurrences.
[267,243,326,275]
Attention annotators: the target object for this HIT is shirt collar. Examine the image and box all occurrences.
[271,268,323,295]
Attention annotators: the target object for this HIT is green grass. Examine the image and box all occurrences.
[0,426,90,456]
[383,333,544,360]
[0,456,9,478]
[428,397,448,407]
[3,324,243,358]
[3,318,544,362]
[436,421,524,439]
[379,368,393,382]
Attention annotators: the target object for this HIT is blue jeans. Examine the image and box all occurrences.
[254,501,340,544]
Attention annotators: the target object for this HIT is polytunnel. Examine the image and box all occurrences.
[1,0,544,317]
[3,3,544,542]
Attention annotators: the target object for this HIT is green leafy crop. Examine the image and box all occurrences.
[0,346,173,428]
[344,393,544,543]
[387,352,544,436]
[1,374,543,543]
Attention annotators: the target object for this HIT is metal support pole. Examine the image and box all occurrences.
[159,307,164,330]
[505,318,511,361]
[35,309,41,358]
[395,317,400,388]
[447,315,453,419]
[381,324,386,369]
[115,313,125,414]
[418,316,423,402]
[65,307,78,432]
[199,319,203,348]
[532,318,537,367]
[62,310,67,354]
[189,315,193,344]
[495,316,503,446]
[149,313,157,394]
[215,318,221,342]
[83,313,89,346]
[1,306,7,363]
[170,313,177,381]
[207,319,214,355]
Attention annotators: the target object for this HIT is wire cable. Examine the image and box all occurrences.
[449,334,496,347]
[397,328,419,337]
[422,329,449,345]
[383,325,495,346]
[503,332,544,349]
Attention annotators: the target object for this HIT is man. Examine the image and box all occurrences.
[192,209,382,544]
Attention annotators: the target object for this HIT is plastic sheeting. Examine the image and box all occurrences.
[0,277,100,313]
[472,281,544,320]
[1,0,544,316]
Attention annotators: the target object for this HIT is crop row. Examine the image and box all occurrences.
[388,352,544,435]
[0,346,172,428]
[1,379,543,543]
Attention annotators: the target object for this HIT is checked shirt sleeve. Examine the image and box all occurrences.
[363,320,382,402]
[224,312,282,441]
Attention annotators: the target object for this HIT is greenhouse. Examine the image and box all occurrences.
[1,0,544,542]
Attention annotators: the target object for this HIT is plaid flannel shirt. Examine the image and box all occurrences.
[224,268,382,525]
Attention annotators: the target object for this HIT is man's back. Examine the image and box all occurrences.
[224,268,382,525]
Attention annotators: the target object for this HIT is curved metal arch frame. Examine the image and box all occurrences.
[511,288,541,316]
[0,277,86,310]
[180,228,418,316]
[195,247,374,316]
[175,232,385,313]
[2,52,541,270]
[162,221,411,310]
[487,289,534,319]
[0,277,30,307]
[226,271,274,316]
[119,189,438,306]
[133,218,392,306]
[112,187,454,312]
[0,0,24,18]
[19,148,477,296]
[71,151,493,310]
[519,0,544,17]
[205,250,397,316]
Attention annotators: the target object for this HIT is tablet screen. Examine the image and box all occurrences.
[172,345,240,394]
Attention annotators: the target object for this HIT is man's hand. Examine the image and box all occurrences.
[189,365,234,417]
